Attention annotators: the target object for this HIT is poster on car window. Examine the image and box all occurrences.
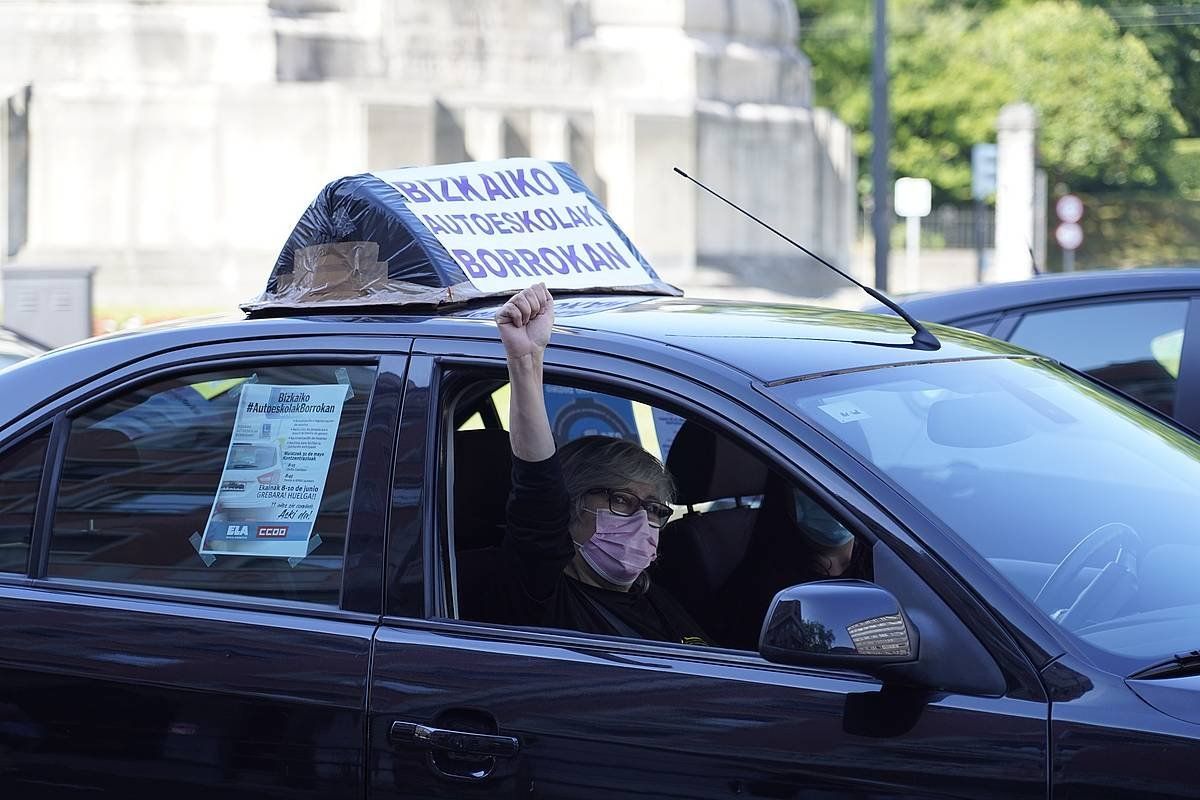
[199,383,348,559]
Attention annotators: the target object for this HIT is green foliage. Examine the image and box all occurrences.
[1048,192,1200,270]
[796,0,1184,201]
[971,3,1181,191]
[1078,1,1200,137]
[1163,138,1200,200]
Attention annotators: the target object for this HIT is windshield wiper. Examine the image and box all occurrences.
[1130,650,1200,680]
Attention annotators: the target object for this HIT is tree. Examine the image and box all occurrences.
[1079,0,1200,137]
[796,0,1183,201]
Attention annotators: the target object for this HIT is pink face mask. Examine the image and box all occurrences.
[577,509,659,587]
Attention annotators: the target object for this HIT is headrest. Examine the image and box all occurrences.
[666,422,768,505]
[452,428,513,550]
[1140,544,1200,612]
[67,425,141,468]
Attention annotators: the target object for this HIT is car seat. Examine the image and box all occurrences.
[654,421,769,643]
[451,428,514,551]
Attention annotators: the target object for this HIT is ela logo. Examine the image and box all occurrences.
[226,525,250,538]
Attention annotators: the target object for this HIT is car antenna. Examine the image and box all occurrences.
[673,167,941,351]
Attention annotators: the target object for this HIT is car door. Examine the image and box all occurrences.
[999,294,1199,430]
[367,341,1050,799]
[0,342,408,799]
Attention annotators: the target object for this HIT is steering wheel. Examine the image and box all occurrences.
[1034,522,1141,629]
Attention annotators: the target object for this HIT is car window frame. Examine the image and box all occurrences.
[14,341,408,621]
[1176,295,1200,433]
[393,337,1043,696]
[432,359,880,611]
[0,422,55,578]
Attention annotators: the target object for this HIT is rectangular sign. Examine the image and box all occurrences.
[199,383,348,559]
[373,158,655,293]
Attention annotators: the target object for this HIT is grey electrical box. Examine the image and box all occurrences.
[3,264,96,348]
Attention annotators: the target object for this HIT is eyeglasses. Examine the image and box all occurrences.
[586,487,674,528]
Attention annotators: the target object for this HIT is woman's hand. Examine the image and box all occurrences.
[497,283,556,462]
[496,283,554,362]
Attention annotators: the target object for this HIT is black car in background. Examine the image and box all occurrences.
[0,326,47,369]
[871,268,1200,431]
[2,296,1200,797]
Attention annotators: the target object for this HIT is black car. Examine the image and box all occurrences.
[871,268,1200,431]
[0,326,48,369]
[2,294,1200,798]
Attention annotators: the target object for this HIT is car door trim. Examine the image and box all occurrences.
[0,336,413,443]
[381,615,888,686]
[2,579,381,624]
[1175,296,1200,432]
[29,413,69,581]
[342,354,409,614]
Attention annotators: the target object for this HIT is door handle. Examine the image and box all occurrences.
[390,721,520,758]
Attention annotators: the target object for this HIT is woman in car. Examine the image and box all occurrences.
[457,283,707,645]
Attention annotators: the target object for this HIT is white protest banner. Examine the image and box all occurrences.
[373,158,655,293]
[200,383,347,559]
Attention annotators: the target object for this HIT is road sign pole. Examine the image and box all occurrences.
[974,198,985,282]
[871,0,890,291]
[906,214,920,291]
[970,142,997,284]
[894,177,931,292]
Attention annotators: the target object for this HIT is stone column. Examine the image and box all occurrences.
[993,102,1037,282]
[530,110,571,161]
[1,86,30,265]
[462,109,506,162]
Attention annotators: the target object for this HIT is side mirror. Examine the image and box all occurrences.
[759,580,918,673]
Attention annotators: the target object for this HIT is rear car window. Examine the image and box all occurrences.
[48,364,376,605]
[0,429,51,574]
[1009,299,1189,416]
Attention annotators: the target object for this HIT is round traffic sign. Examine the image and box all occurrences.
[1056,194,1084,224]
[1055,222,1083,251]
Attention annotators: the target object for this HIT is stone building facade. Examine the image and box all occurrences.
[0,0,856,309]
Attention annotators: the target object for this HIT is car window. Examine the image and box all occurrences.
[1009,298,1190,415]
[774,356,1200,664]
[0,428,51,574]
[447,375,870,650]
[48,364,376,606]
[455,381,683,456]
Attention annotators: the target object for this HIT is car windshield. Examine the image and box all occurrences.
[771,356,1200,665]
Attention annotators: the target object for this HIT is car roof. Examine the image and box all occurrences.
[0,295,1031,430]
[510,296,1022,380]
[887,267,1200,323]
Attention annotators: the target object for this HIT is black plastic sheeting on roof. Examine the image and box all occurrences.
[243,161,679,313]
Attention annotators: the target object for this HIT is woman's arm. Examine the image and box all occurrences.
[486,284,573,606]
[496,283,556,461]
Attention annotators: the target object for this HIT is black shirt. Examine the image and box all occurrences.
[457,453,707,645]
